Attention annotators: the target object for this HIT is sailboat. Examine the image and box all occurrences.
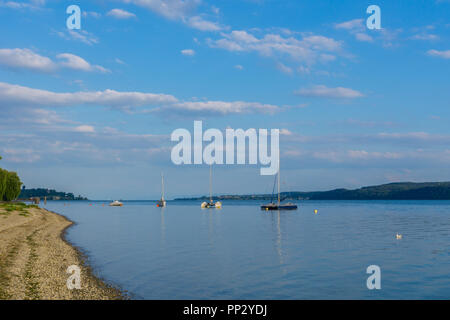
[261,163,297,211]
[156,173,167,207]
[109,200,123,207]
[201,165,222,209]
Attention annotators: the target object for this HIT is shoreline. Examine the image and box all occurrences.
[58,210,129,300]
[0,203,125,300]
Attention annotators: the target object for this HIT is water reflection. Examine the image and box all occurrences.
[160,206,166,245]
[270,211,287,271]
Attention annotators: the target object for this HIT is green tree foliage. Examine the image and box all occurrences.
[3,171,22,201]
[0,168,7,200]
[18,188,87,200]
[0,156,23,201]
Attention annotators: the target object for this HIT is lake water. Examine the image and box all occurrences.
[42,200,450,299]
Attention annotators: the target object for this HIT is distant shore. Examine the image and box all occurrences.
[0,203,124,300]
[176,182,450,201]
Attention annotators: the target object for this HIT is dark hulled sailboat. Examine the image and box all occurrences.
[261,163,297,211]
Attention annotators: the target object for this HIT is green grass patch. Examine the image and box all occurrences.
[24,231,40,300]
[0,242,20,300]
[0,202,39,217]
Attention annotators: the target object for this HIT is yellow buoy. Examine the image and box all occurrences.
[314,209,318,214]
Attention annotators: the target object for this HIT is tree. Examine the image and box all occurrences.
[0,169,7,200]
[3,171,22,201]
[0,155,5,200]
[0,155,23,201]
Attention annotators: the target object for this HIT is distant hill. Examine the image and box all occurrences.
[176,182,450,201]
[19,188,88,201]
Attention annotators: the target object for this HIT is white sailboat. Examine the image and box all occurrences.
[157,173,167,207]
[201,165,222,209]
[109,200,123,207]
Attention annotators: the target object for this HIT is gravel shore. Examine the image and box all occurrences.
[0,204,124,300]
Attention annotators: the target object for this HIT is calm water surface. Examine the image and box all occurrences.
[42,200,450,299]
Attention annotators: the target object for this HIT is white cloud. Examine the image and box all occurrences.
[376,132,450,143]
[297,65,310,75]
[410,33,439,41]
[319,53,336,62]
[0,49,110,73]
[282,131,450,147]
[0,125,171,165]
[276,62,293,74]
[187,16,221,31]
[0,107,74,127]
[0,82,178,110]
[344,119,396,128]
[107,8,136,19]
[280,129,293,136]
[334,19,375,42]
[211,6,219,14]
[1,148,41,163]
[56,53,110,73]
[0,48,56,72]
[0,82,280,116]
[234,64,243,70]
[83,11,101,18]
[122,0,222,32]
[334,19,364,31]
[123,0,198,20]
[209,30,342,65]
[379,28,403,48]
[355,33,373,42]
[427,49,450,59]
[347,150,402,160]
[156,100,279,115]
[55,29,99,45]
[181,49,195,56]
[0,0,44,10]
[295,85,364,99]
[302,35,341,51]
[74,125,95,133]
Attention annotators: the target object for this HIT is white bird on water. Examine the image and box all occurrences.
[396,233,402,240]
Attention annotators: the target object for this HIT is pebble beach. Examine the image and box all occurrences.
[0,203,123,300]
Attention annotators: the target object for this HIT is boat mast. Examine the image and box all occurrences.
[209,165,212,203]
[271,174,277,204]
[161,172,165,201]
[277,166,280,206]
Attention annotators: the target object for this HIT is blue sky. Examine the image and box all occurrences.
[0,0,449,199]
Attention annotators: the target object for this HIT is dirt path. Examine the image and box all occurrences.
[0,205,124,300]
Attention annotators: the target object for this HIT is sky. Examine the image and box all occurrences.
[0,0,449,200]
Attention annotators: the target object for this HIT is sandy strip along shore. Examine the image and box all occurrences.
[0,203,124,300]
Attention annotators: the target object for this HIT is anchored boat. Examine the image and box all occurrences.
[261,202,297,210]
[261,162,297,211]
[109,200,123,207]
[201,165,222,209]
[157,172,167,207]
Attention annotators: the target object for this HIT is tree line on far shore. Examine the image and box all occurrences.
[0,156,22,201]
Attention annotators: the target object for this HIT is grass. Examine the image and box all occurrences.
[0,242,20,299]
[24,231,40,300]
[0,202,39,217]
